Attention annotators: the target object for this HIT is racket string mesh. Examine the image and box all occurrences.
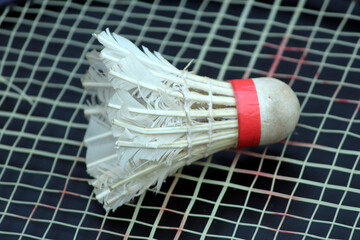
[0,0,359,239]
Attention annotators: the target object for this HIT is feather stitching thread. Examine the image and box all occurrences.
[82,29,238,211]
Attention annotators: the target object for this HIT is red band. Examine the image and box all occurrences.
[230,79,261,148]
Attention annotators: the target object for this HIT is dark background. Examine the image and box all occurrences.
[0,0,359,239]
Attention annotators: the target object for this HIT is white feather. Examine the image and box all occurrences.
[83,30,238,211]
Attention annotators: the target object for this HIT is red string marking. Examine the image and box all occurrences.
[58,190,81,197]
[264,41,306,52]
[267,35,289,77]
[39,203,57,210]
[270,54,312,65]
[230,79,261,148]
[336,98,350,103]
[272,73,305,80]
[277,229,296,234]
[25,205,38,221]
[289,53,307,87]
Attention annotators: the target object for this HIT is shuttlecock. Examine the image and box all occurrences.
[82,29,300,211]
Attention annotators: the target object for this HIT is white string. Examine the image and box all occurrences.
[180,68,193,164]
[206,78,214,157]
